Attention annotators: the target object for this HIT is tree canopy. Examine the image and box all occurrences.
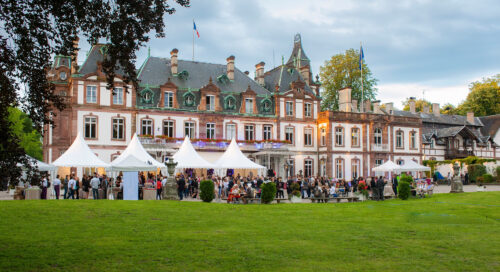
[8,108,43,160]
[401,98,432,112]
[455,74,500,116]
[0,0,189,188]
[319,48,378,111]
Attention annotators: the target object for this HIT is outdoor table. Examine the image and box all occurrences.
[143,188,156,200]
[25,188,41,200]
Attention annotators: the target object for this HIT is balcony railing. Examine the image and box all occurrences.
[371,143,390,152]
[445,149,474,160]
[138,136,291,152]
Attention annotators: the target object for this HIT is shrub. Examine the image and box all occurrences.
[496,166,500,178]
[398,174,413,200]
[290,182,301,198]
[468,164,487,183]
[260,182,277,204]
[482,174,494,183]
[199,180,215,203]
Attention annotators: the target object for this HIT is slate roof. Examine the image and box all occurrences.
[78,44,125,75]
[286,34,311,67]
[478,114,500,138]
[137,57,271,95]
[263,65,317,97]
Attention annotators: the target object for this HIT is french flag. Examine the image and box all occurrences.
[193,21,200,38]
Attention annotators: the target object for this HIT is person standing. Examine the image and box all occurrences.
[53,175,61,199]
[82,174,90,199]
[377,176,385,201]
[90,173,100,200]
[392,174,399,196]
[41,176,48,199]
[63,175,69,199]
[464,172,469,185]
[156,178,162,200]
[177,175,185,200]
[74,176,80,199]
[68,175,76,199]
[370,177,378,200]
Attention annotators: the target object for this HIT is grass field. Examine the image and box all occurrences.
[0,192,499,272]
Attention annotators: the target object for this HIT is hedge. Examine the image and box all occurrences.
[468,164,487,183]
[260,182,277,204]
[397,174,413,200]
[199,180,215,202]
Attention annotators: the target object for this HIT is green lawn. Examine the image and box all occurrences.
[0,193,499,272]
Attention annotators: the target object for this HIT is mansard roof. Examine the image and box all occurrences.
[286,34,311,68]
[78,44,125,76]
[137,57,271,95]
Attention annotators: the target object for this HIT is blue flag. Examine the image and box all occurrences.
[193,21,200,38]
[359,46,364,70]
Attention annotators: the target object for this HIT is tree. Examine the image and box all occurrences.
[8,107,43,160]
[319,48,378,111]
[455,74,500,116]
[0,1,190,189]
[440,103,458,115]
[401,98,432,112]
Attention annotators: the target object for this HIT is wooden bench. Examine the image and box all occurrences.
[310,197,330,203]
[332,196,359,203]
[369,195,394,200]
[275,198,287,204]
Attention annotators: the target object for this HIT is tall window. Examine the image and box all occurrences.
[163,120,174,137]
[206,123,215,139]
[285,127,294,144]
[335,127,344,146]
[113,87,123,105]
[410,131,417,149]
[375,159,383,166]
[304,128,313,146]
[352,159,360,179]
[226,124,236,140]
[141,119,153,136]
[86,86,97,103]
[245,98,253,114]
[84,116,97,139]
[244,125,254,141]
[286,101,293,116]
[164,92,174,108]
[185,122,195,138]
[304,103,312,117]
[112,118,124,140]
[335,159,344,179]
[430,138,435,149]
[304,159,313,177]
[396,130,403,148]
[263,125,272,141]
[374,128,382,145]
[206,95,215,111]
[351,128,360,147]
[320,127,326,146]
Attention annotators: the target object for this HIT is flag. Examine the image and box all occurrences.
[193,21,200,38]
[359,46,364,70]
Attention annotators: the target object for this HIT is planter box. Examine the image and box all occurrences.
[290,195,302,203]
[25,188,41,200]
[143,189,156,200]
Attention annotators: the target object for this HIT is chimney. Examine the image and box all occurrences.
[338,87,352,112]
[423,105,430,114]
[71,37,80,74]
[384,102,394,115]
[255,61,265,85]
[432,103,440,117]
[467,112,474,124]
[352,99,358,113]
[373,100,381,114]
[409,97,416,114]
[364,100,371,113]
[226,55,235,81]
[170,48,178,75]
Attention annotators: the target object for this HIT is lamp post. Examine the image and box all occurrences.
[162,156,179,200]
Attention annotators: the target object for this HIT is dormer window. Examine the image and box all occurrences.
[245,98,253,114]
[206,95,215,111]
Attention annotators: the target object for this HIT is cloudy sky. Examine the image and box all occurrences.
[79,0,500,109]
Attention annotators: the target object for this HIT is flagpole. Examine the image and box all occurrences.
[360,41,364,113]
[192,19,195,61]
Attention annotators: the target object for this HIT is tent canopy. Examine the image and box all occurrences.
[17,156,56,172]
[52,133,109,168]
[372,160,401,172]
[214,138,266,170]
[112,133,165,169]
[110,154,158,172]
[398,160,431,172]
[172,137,215,169]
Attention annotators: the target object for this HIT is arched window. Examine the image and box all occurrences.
[351,159,360,179]
[374,128,382,145]
[335,158,344,179]
[396,130,403,148]
[335,127,344,146]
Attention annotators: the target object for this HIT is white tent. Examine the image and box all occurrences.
[214,138,266,171]
[112,133,165,169]
[172,137,215,169]
[372,160,401,172]
[110,154,158,172]
[17,156,56,172]
[398,160,431,172]
[52,133,109,168]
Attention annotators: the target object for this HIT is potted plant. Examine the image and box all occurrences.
[289,182,302,203]
[356,180,369,201]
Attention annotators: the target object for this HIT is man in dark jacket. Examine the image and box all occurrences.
[177,175,185,200]
[370,177,378,200]
[392,174,399,196]
[377,176,385,201]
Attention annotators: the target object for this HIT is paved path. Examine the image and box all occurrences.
[1,185,499,201]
